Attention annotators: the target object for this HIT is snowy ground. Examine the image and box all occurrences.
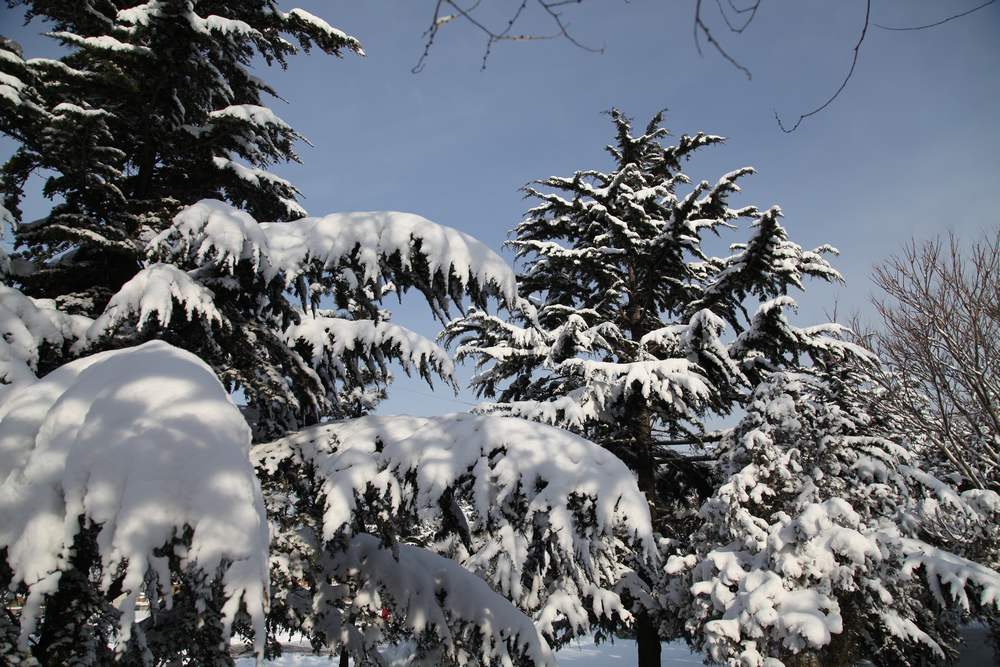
[234,627,994,666]
[234,639,703,666]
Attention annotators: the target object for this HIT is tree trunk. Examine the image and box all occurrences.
[629,400,657,520]
[636,610,661,667]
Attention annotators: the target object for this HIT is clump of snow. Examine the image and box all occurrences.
[209,104,292,131]
[83,263,224,344]
[0,341,269,657]
[280,8,365,55]
[0,285,91,394]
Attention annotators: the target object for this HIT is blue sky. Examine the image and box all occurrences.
[3,1,999,415]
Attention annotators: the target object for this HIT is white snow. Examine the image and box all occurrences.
[281,8,365,55]
[254,413,654,557]
[209,104,292,130]
[254,413,655,644]
[83,262,224,343]
[0,285,91,394]
[0,341,269,657]
[48,31,153,56]
[153,199,517,306]
[212,155,295,189]
[335,533,556,666]
[285,314,454,381]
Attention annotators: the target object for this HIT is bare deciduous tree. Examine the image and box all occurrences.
[859,231,1000,491]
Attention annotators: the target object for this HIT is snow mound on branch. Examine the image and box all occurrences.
[0,341,269,656]
[84,263,224,342]
[153,199,517,305]
[152,199,273,276]
[209,104,292,130]
[0,285,91,392]
[339,533,556,666]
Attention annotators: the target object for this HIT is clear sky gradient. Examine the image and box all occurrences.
[3,1,998,415]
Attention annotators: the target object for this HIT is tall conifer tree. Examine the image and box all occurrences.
[445,109,854,663]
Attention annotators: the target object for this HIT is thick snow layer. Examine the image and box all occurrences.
[254,413,654,557]
[154,199,517,305]
[84,263,224,343]
[0,341,268,656]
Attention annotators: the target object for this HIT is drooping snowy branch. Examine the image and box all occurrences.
[285,313,456,390]
[83,263,225,345]
[152,199,517,315]
[253,413,656,652]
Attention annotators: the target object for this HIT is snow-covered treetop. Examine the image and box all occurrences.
[445,109,849,460]
[0,341,269,659]
[253,413,656,653]
[2,1,365,324]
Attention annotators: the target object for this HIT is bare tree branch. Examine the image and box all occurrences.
[875,0,997,31]
[693,0,753,79]
[714,0,760,34]
[858,230,1000,491]
[776,0,870,133]
[413,0,602,73]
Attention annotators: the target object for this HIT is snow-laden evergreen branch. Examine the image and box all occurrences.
[253,413,656,654]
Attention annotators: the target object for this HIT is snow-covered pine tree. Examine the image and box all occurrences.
[443,109,844,664]
[1,6,661,665]
[669,349,1000,666]
[3,0,363,316]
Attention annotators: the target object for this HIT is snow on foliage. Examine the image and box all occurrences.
[331,534,556,667]
[671,370,1000,666]
[0,284,91,392]
[0,341,269,658]
[84,263,224,342]
[285,313,455,387]
[153,199,517,311]
[252,414,656,658]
